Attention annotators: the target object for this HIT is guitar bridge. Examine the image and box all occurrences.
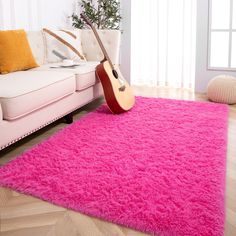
[119,85,126,92]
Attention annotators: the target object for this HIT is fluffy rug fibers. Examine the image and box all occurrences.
[0,97,228,236]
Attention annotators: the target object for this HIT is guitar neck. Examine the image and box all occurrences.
[80,14,115,69]
[90,26,114,70]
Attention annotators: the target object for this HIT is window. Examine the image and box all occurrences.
[208,0,236,70]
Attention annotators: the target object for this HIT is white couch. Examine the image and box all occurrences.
[0,29,121,150]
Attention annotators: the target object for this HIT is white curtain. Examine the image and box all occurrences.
[131,0,197,89]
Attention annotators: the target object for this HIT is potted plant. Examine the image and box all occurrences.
[71,0,121,30]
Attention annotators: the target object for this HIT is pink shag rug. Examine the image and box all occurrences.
[0,97,228,236]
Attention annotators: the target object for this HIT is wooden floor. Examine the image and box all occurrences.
[0,86,235,236]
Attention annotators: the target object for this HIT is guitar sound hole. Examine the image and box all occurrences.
[112,69,119,79]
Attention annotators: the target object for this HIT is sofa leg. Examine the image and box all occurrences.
[64,113,73,124]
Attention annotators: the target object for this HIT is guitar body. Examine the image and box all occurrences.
[96,61,135,114]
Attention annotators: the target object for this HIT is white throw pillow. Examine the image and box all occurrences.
[27,31,46,65]
[43,29,86,63]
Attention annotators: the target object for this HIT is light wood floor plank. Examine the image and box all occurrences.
[1,212,65,232]
[1,225,52,236]
[92,217,126,236]
[68,211,105,236]
[1,200,66,219]
[0,188,12,207]
[52,212,81,236]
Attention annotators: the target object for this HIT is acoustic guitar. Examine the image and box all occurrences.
[80,14,135,114]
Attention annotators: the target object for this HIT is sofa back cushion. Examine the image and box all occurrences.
[25,29,121,65]
[0,29,38,74]
[81,30,121,64]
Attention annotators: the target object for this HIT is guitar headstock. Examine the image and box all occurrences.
[80,14,93,28]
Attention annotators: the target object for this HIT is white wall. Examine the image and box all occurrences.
[195,0,236,93]
[0,0,76,30]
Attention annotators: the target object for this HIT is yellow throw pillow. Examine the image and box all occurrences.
[0,29,38,74]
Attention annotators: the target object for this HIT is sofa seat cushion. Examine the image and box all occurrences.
[0,71,75,120]
[31,61,100,91]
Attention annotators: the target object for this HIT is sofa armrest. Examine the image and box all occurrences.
[81,30,121,64]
